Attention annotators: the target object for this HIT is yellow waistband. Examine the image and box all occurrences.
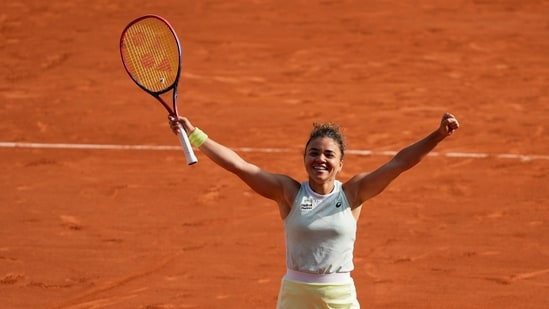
[284,269,352,284]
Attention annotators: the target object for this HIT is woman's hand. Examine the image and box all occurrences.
[439,112,460,137]
[168,115,195,136]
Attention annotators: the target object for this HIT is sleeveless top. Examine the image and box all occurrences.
[283,181,357,274]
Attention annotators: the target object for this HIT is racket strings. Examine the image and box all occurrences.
[121,18,180,93]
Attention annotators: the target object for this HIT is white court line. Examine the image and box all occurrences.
[1,142,548,161]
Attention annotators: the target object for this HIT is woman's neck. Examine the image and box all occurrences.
[308,180,335,195]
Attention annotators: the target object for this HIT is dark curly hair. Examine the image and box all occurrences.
[305,122,346,159]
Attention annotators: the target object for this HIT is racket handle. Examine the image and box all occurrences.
[176,123,198,165]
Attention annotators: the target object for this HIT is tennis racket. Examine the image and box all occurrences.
[120,14,197,165]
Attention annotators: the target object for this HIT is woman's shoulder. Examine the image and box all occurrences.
[276,174,301,195]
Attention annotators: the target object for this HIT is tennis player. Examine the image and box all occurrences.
[169,112,459,308]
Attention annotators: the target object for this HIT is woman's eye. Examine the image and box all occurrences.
[307,151,321,158]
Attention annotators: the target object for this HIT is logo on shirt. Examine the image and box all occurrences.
[335,200,342,208]
[300,197,313,210]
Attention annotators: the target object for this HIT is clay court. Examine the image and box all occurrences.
[1,0,548,308]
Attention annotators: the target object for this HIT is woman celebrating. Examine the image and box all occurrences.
[169,112,459,308]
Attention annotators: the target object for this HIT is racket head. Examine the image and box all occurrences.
[120,15,182,96]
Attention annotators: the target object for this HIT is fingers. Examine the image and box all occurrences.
[447,117,459,132]
[168,115,181,135]
[441,112,459,135]
[168,115,194,135]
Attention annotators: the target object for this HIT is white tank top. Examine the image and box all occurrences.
[284,181,356,274]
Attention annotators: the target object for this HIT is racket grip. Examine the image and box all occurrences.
[176,123,198,165]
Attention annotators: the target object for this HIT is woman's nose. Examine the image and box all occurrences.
[316,154,327,162]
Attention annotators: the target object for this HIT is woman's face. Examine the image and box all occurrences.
[304,136,343,184]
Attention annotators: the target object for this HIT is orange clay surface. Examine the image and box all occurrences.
[1,1,548,308]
